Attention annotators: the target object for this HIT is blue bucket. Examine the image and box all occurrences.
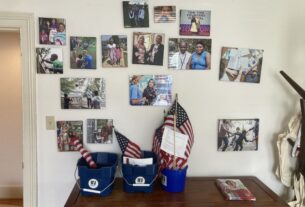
[77,152,118,196]
[122,151,158,193]
[161,166,188,193]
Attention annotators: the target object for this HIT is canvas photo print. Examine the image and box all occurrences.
[101,35,128,68]
[60,78,105,109]
[218,119,259,152]
[123,0,149,28]
[179,10,211,36]
[56,121,83,152]
[87,119,114,144]
[70,36,96,69]
[133,32,165,65]
[129,75,172,106]
[39,17,66,45]
[168,38,212,70]
[154,6,176,23]
[219,47,264,83]
[36,48,63,74]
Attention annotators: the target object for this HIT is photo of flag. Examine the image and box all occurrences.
[115,130,142,158]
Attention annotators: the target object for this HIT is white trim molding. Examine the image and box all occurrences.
[0,12,37,207]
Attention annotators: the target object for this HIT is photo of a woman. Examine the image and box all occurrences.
[107,38,117,65]
[133,35,147,64]
[190,41,211,69]
[142,79,157,105]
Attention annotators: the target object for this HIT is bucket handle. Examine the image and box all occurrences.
[74,166,117,195]
[119,166,158,187]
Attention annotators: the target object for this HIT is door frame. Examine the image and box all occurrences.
[0,12,37,207]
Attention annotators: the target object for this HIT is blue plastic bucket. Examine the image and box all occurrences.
[77,152,118,196]
[122,151,158,193]
[161,166,188,193]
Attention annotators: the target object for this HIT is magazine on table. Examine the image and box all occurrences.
[216,179,256,201]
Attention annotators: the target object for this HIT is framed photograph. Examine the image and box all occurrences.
[36,48,63,74]
[129,75,172,106]
[56,121,83,152]
[38,17,66,45]
[60,78,106,109]
[87,119,113,144]
[217,119,259,152]
[154,6,176,23]
[133,32,165,65]
[219,47,264,83]
[70,36,96,69]
[179,10,211,36]
[168,38,212,70]
[123,0,149,28]
[101,35,128,68]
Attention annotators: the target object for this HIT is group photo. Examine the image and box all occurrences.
[60,78,106,109]
[129,75,172,106]
[133,32,165,65]
[168,38,211,70]
[217,119,259,152]
[70,36,96,69]
[39,17,66,45]
[36,47,63,74]
[101,35,128,68]
[123,0,149,28]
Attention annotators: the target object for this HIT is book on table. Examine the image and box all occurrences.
[216,179,256,201]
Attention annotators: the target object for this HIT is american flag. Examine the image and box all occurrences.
[115,130,142,158]
[152,100,194,170]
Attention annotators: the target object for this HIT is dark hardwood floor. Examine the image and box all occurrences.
[0,199,23,206]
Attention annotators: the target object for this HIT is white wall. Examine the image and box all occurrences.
[0,32,23,198]
[1,0,305,206]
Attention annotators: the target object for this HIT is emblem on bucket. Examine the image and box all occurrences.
[135,176,145,184]
[88,179,99,189]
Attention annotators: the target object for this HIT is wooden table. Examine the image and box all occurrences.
[65,176,288,207]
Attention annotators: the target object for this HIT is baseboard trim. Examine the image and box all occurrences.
[0,186,22,199]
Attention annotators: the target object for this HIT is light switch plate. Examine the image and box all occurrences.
[46,116,55,130]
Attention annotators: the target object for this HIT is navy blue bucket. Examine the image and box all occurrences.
[77,152,118,196]
[122,151,158,193]
[161,166,188,193]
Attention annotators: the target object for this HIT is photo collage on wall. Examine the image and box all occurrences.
[36,0,264,152]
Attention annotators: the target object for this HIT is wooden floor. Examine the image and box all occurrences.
[0,199,23,207]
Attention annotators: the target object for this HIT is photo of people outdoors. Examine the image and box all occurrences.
[180,10,211,36]
[87,119,113,144]
[129,75,172,106]
[36,48,63,74]
[123,0,149,28]
[154,6,176,23]
[217,119,259,152]
[60,78,105,109]
[101,35,127,68]
[168,38,211,70]
[39,17,66,45]
[133,32,165,66]
[56,121,83,152]
[219,47,264,83]
[70,36,96,69]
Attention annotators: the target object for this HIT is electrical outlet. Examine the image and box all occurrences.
[46,116,55,130]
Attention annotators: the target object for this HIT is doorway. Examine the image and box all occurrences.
[0,12,37,207]
[0,31,23,206]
